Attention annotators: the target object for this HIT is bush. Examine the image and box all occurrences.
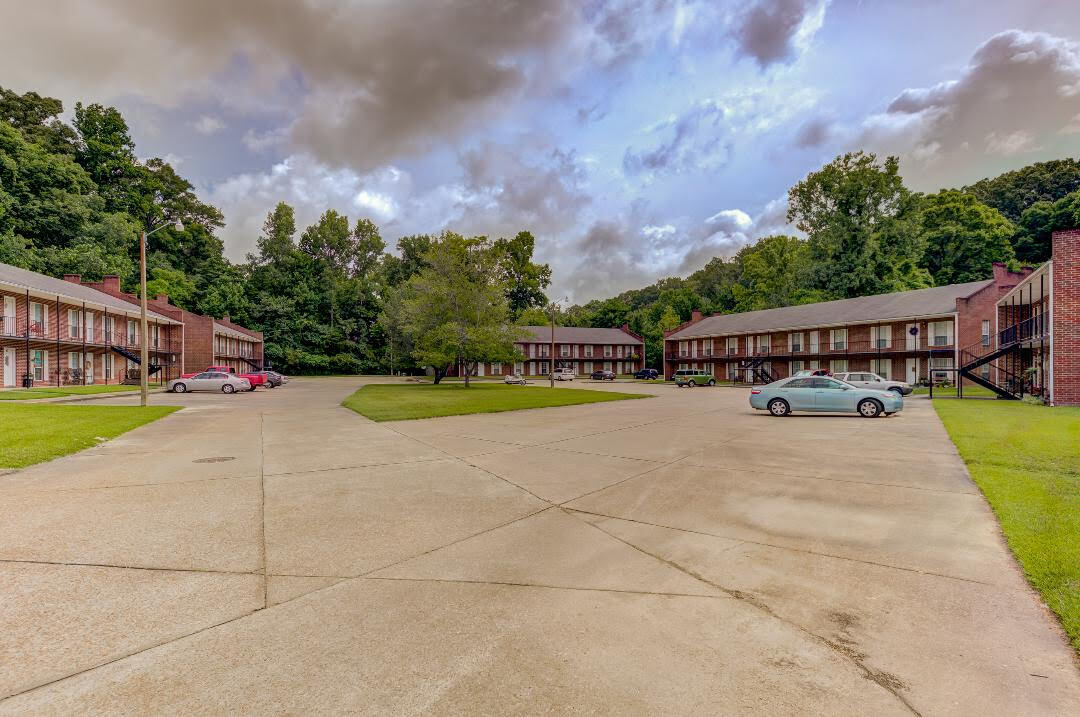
[329,353,363,375]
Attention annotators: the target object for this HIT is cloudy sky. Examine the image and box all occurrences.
[4,0,1080,301]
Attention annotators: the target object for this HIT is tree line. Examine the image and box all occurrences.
[3,85,1079,375]
[555,152,1080,369]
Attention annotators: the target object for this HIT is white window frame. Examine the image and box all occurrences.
[929,321,954,347]
[830,359,848,373]
[32,349,47,381]
[127,319,137,345]
[790,360,804,373]
[603,361,612,372]
[809,331,819,352]
[871,325,891,349]
[491,362,502,374]
[726,336,738,355]
[788,332,803,352]
[583,361,592,374]
[604,345,613,358]
[871,358,891,379]
[756,334,770,354]
[30,302,47,337]
[981,320,991,347]
[560,344,570,357]
[514,361,523,375]
[68,309,81,339]
[830,328,847,351]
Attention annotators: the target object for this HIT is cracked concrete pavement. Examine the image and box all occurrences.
[2,377,1078,715]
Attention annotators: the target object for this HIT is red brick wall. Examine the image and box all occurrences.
[1053,230,1080,405]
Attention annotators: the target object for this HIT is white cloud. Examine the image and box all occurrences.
[705,208,752,231]
[642,224,676,239]
[984,130,1037,156]
[193,114,225,135]
[353,190,397,220]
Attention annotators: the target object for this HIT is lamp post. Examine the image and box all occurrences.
[139,219,183,406]
[548,296,569,388]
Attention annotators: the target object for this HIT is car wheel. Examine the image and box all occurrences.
[888,386,904,396]
[707,379,716,387]
[768,398,790,417]
[268,383,276,389]
[858,398,882,418]
[173,383,187,393]
[687,380,696,387]
[222,384,235,394]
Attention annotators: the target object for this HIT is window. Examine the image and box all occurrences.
[790,360,804,373]
[929,321,954,347]
[539,361,549,374]
[871,325,891,349]
[789,332,802,352]
[583,361,592,374]
[127,319,137,345]
[871,359,890,379]
[152,324,160,348]
[30,302,46,336]
[603,361,612,372]
[809,360,819,370]
[678,363,688,371]
[703,339,713,356]
[785,378,813,389]
[584,345,593,357]
[980,363,990,379]
[678,341,687,356]
[604,345,613,357]
[560,344,570,357]
[514,362,524,375]
[68,309,81,339]
[756,335,770,354]
[931,357,954,381]
[491,362,502,374]
[811,377,844,389]
[981,320,991,347]
[32,350,46,381]
[104,353,113,380]
[727,336,738,355]
[529,343,536,358]
[617,345,624,358]
[572,344,579,358]
[809,331,819,352]
[830,328,847,350]
[830,359,848,373]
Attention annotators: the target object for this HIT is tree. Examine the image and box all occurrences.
[965,159,1080,223]
[1013,190,1080,263]
[382,234,434,286]
[393,232,523,386]
[917,190,1015,284]
[73,102,138,214]
[493,230,551,316]
[788,151,930,298]
[516,306,554,325]
[730,235,825,312]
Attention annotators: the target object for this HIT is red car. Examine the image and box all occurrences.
[181,365,266,390]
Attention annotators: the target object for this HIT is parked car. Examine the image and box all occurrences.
[591,370,616,381]
[553,368,576,381]
[749,375,903,417]
[634,368,659,380]
[169,372,251,394]
[792,369,832,377]
[181,365,265,391]
[832,371,912,395]
[249,370,284,388]
[672,369,716,387]
[504,373,527,385]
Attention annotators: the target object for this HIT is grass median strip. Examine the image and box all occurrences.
[0,385,143,401]
[933,399,1080,654]
[343,382,648,422]
[1,403,180,468]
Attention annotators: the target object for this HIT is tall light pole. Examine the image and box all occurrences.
[548,296,568,388]
[140,219,183,406]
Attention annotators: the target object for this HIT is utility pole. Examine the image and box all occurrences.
[140,230,148,407]
[549,302,556,388]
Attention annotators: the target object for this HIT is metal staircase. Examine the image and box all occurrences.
[241,356,263,370]
[738,357,776,384]
[109,344,161,375]
[955,318,1043,400]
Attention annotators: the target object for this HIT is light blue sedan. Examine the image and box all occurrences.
[749,375,903,417]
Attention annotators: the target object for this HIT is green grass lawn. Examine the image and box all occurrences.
[0,384,143,401]
[933,399,1080,653]
[912,384,997,398]
[0,403,179,468]
[343,382,648,421]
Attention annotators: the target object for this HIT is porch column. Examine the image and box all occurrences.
[55,295,60,387]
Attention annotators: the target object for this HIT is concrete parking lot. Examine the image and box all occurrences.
[2,378,1078,714]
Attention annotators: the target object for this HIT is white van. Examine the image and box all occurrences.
[554,368,576,381]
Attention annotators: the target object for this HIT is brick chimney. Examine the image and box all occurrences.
[690,309,703,323]
[63,274,81,284]
[101,275,121,294]
[222,314,231,323]
[156,294,169,304]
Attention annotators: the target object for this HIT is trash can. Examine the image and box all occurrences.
[22,373,33,388]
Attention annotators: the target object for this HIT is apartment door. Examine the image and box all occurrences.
[906,358,917,384]
[906,323,917,350]
[3,347,15,387]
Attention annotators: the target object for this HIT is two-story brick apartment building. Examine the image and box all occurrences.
[73,275,264,374]
[664,264,1033,387]
[448,325,645,377]
[967,228,1080,405]
[1,263,183,388]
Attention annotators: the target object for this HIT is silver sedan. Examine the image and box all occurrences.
[168,372,251,394]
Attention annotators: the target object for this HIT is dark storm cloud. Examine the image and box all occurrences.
[1,0,579,172]
[732,0,823,68]
[860,30,1080,188]
[794,117,832,148]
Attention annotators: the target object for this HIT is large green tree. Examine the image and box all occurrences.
[493,230,552,317]
[917,190,1016,284]
[787,151,930,298]
[1013,190,1080,263]
[389,232,523,386]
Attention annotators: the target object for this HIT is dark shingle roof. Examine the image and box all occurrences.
[518,326,642,344]
[0,262,177,322]
[666,280,992,339]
